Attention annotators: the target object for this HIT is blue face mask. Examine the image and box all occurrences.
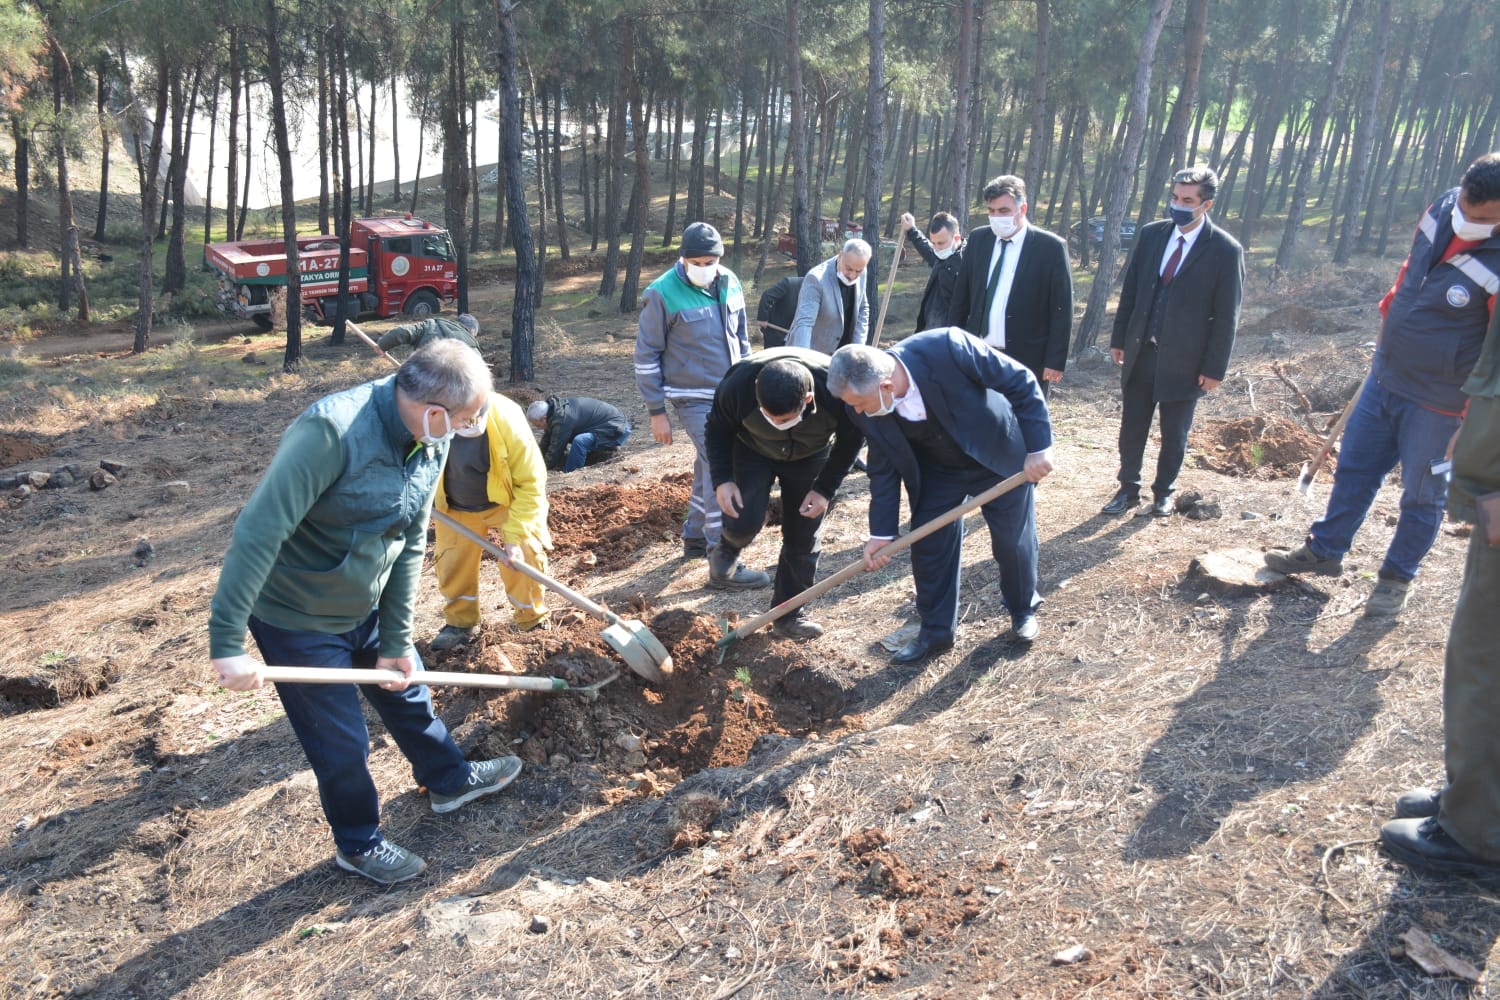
[1168,203,1197,228]
[869,387,895,417]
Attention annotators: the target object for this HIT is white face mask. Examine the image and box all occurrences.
[684,262,718,288]
[419,407,456,447]
[837,268,861,287]
[454,406,488,438]
[989,215,1018,239]
[1452,202,1498,242]
[932,244,957,260]
[761,406,804,431]
[869,387,895,417]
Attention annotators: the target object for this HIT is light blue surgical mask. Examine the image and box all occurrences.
[869,387,895,418]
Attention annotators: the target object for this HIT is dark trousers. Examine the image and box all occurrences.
[1117,342,1199,498]
[719,444,827,611]
[249,613,472,856]
[908,462,1039,641]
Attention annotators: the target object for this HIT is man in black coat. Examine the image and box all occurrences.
[1103,166,1243,518]
[829,332,1054,663]
[949,175,1074,398]
[526,396,632,472]
[901,211,965,332]
[704,348,864,638]
[756,276,803,349]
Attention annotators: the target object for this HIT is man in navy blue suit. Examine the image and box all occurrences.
[828,330,1054,663]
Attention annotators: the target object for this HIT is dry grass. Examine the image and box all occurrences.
[1,263,1496,998]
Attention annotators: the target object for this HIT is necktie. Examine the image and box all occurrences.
[1161,235,1186,285]
[982,239,1011,323]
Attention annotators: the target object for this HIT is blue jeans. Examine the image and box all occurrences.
[564,426,631,472]
[1306,374,1459,581]
[248,613,472,855]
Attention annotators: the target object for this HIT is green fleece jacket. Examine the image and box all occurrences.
[208,375,444,659]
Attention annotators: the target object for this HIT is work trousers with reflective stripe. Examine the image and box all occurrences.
[433,505,550,629]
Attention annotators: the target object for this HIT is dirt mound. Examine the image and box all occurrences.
[1190,414,1326,479]
[430,608,861,798]
[0,433,51,467]
[1240,305,1353,340]
[548,472,692,571]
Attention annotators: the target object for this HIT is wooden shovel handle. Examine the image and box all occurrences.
[429,508,624,627]
[260,665,566,692]
[721,469,1031,644]
[1304,379,1365,481]
[867,235,906,350]
[346,320,400,368]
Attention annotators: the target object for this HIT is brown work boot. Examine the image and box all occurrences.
[1264,543,1343,576]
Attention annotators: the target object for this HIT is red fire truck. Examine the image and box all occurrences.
[204,215,459,328]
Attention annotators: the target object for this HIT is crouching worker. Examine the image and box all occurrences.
[527,395,632,472]
[376,313,480,352]
[704,348,864,639]
[431,389,553,651]
[209,340,523,886]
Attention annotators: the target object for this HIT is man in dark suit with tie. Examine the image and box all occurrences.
[828,331,1054,663]
[949,175,1074,398]
[1103,166,1243,518]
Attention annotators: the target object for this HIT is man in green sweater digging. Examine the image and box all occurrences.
[208,340,522,886]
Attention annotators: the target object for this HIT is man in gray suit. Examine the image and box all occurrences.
[789,238,871,356]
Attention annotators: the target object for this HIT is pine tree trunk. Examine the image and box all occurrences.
[263,0,302,371]
[133,64,170,354]
[620,19,650,311]
[496,0,536,382]
[94,64,111,242]
[1074,0,1173,354]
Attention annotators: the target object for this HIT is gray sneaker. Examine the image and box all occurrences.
[430,756,523,814]
[1365,578,1412,618]
[1264,543,1343,576]
[430,625,477,651]
[335,839,427,885]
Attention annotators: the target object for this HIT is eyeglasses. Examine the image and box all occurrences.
[428,402,487,430]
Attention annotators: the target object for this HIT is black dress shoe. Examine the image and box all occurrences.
[1149,495,1174,517]
[890,634,954,665]
[1395,787,1441,819]
[1101,490,1140,516]
[1380,817,1500,876]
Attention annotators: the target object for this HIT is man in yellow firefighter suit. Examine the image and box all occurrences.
[429,390,551,650]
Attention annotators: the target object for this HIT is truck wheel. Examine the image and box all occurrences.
[403,290,440,317]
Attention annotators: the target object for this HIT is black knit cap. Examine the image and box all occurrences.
[679,222,724,258]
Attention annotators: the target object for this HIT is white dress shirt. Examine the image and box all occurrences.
[983,223,1028,350]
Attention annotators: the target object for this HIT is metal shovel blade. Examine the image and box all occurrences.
[1297,462,1315,495]
[602,621,673,683]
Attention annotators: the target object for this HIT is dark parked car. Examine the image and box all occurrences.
[1069,216,1138,254]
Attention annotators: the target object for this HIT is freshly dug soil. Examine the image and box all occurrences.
[1189,414,1328,479]
[547,473,693,571]
[429,608,861,791]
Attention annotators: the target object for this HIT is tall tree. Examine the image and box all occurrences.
[862,0,886,342]
[131,54,170,354]
[786,0,813,274]
[620,17,650,311]
[495,0,536,383]
[1337,0,1393,263]
[264,0,303,371]
[1276,0,1360,270]
[1074,0,1174,353]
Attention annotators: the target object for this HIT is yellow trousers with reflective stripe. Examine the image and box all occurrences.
[432,505,550,629]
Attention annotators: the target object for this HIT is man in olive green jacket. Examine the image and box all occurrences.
[208,340,521,886]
